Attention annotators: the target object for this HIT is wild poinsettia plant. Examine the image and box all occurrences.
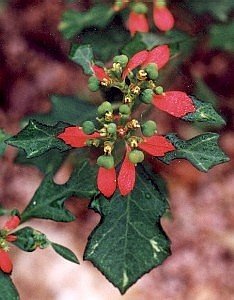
[0,0,232,298]
[4,41,228,294]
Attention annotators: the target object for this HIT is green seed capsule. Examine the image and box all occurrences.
[155,86,164,94]
[140,89,154,104]
[97,101,113,116]
[128,150,145,164]
[113,55,129,67]
[119,104,131,115]
[82,121,95,134]
[88,76,100,92]
[145,63,158,80]
[107,123,117,134]
[141,120,157,137]
[97,155,114,169]
[132,2,148,14]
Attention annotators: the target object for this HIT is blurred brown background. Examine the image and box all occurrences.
[0,1,233,299]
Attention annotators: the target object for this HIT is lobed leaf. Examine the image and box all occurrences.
[0,130,9,156]
[85,164,170,294]
[20,160,98,222]
[69,45,94,75]
[0,271,19,300]
[160,133,229,172]
[51,243,79,264]
[6,120,71,158]
[183,96,226,126]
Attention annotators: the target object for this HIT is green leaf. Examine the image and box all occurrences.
[194,78,218,107]
[0,130,9,156]
[69,45,94,75]
[21,160,98,222]
[160,133,229,172]
[17,95,97,173]
[84,165,170,294]
[6,120,71,158]
[187,0,234,22]
[210,23,234,52]
[81,25,130,62]
[22,95,97,126]
[15,148,67,174]
[59,5,115,39]
[0,271,19,300]
[122,30,191,57]
[183,96,226,126]
[13,227,49,252]
[51,243,79,264]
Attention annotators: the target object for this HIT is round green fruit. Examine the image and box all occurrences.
[88,76,100,92]
[97,101,113,116]
[97,155,114,169]
[107,123,117,134]
[141,120,157,137]
[145,63,158,80]
[132,2,148,14]
[155,86,164,94]
[128,150,145,164]
[113,55,129,67]
[82,121,95,134]
[140,89,154,104]
[119,104,131,115]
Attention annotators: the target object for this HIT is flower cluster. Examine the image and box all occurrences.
[58,45,195,198]
[0,215,20,273]
[114,0,175,35]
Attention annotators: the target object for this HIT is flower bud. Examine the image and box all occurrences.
[97,155,115,169]
[155,86,164,94]
[113,55,129,67]
[141,120,157,137]
[145,63,158,80]
[140,89,153,104]
[132,2,148,14]
[107,123,117,134]
[88,76,100,92]
[119,104,131,115]
[97,101,113,116]
[82,121,95,134]
[128,149,144,164]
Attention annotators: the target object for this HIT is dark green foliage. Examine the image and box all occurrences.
[0,271,19,300]
[161,133,229,172]
[84,165,170,294]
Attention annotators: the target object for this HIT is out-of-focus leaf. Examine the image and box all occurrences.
[122,30,191,57]
[81,25,130,62]
[210,23,234,52]
[194,78,218,107]
[23,95,97,126]
[187,0,234,22]
[59,5,115,39]
[0,271,19,300]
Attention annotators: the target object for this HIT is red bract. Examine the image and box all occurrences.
[97,167,117,198]
[141,45,170,69]
[0,249,13,273]
[3,216,20,231]
[153,5,174,31]
[153,91,195,117]
[127,11,149,36]
[138,135,175,156]
[92,65,110,81]
[58,127,100,148]
[118,148,136,196]
[122,45,170,78]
